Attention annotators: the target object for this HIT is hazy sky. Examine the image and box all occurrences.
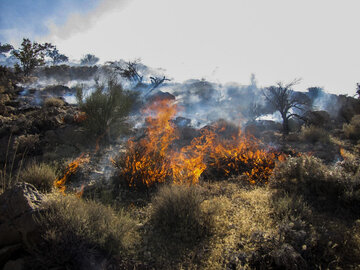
[1,0,359,95]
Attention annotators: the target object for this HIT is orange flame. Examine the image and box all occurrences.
[54,154,90,194]
[74,112,87,123]
[114,99,283,188]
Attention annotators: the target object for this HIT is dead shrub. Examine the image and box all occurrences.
[343,114,360,140]
[34,193,138,269]
[20,162,56,192]
[13,134,40,153]
[300,125,330,144]
[44,97,64,107]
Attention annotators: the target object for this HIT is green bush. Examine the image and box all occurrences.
[34,194,138,269]
[148,184,218,259]
[76,78,136,137]
[300,125,330,144]
[343,114,360,140]
[20,162,56,192]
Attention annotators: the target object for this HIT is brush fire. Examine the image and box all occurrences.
[113,99,283,189]
[54,154,90,194]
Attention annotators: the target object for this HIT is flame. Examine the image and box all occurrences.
[54,154,90,194]
[74,112,87,123]
[114,99,283,188]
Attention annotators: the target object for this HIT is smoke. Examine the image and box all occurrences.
[47,0,131,40]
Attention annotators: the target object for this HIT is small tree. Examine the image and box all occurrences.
[263,80,309,134]
[11,38,53,76]
[47,47,68,65]
[110,60,143,84]
[76,77,136,138]
[356,83,360,99]
[80,54,99,66]
[0,42,13,55]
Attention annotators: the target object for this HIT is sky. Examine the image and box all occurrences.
[1,0,359,95]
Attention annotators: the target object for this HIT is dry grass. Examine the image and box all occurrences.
[19,162,56,192]
[343,114,360,140]
[269,155,360,269]
[13,134,40,153]
[190,181,278,269]
[33,193,139,269]
[44,97,65,107]
[300,125,330,144]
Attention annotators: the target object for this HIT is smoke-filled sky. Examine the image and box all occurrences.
[1,0,359,95]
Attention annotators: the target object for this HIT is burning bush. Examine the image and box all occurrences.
[54,154,90,194]
[113,99,281,189]
[76,77,136,138]
[34,193,138,269]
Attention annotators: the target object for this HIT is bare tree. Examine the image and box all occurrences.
[262,79,309,134]
[109,60,143,84]
[146,76,170,95]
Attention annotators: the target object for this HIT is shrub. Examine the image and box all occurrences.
[148,184,218,257]
[19,162,56,192]
[270,155,360,213]
[343,114,360,140]
[34,194,138,269]
[270,156,360,269]
[76,77,136,137]
[44,97,64,107]
[13,134,40,153]
[300,125,330,144]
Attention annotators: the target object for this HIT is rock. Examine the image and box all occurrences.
[3,258,25,270]
[0,244,22,267]
[0,183,44,249]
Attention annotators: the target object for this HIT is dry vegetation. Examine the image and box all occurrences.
[19,162,56,192]
[1,65,360,269]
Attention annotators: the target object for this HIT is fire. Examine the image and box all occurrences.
[114,99,282,188]
[74,112,87,123]
[54,154,90,194]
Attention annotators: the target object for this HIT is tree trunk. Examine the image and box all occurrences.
[282,115,289,135]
